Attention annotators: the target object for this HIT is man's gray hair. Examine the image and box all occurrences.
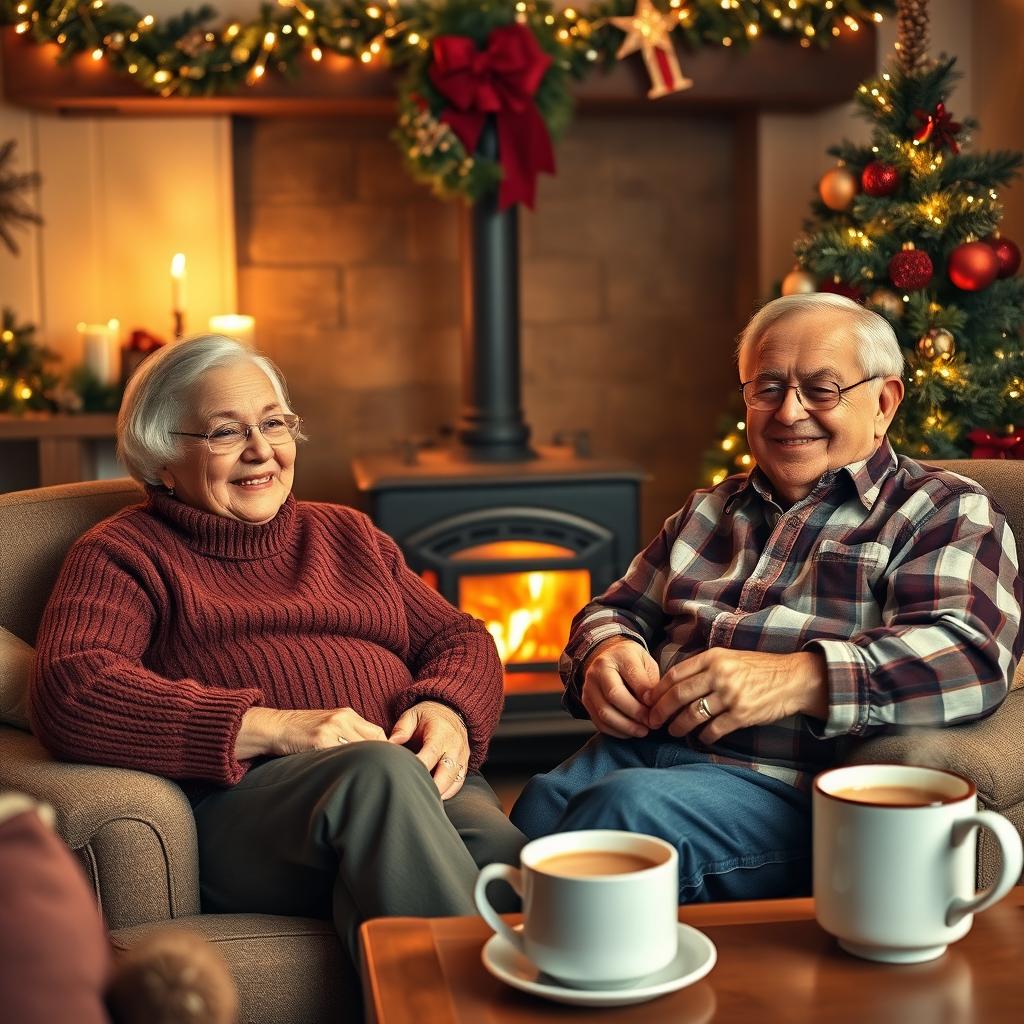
[117,334,297,485]
[735,293,905,379]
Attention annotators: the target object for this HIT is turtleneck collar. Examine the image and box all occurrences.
[145,488,298,561]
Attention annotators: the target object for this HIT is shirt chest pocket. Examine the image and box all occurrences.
[809,540,887,605]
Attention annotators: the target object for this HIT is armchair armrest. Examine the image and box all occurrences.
[0,725,201,929]
[843,687,1024,812]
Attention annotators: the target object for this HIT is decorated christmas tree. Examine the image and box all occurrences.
[704,0,1024,484]
[0,308,59,412]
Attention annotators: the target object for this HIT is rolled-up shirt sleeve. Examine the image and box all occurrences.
[807,490,1023,738]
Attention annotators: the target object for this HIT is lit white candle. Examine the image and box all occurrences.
[209,314,256,347]
[78,320,120,386]
[170,253,187,313]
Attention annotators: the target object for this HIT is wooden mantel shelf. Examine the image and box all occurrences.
[0,412,118,488]
[1,27,877,116]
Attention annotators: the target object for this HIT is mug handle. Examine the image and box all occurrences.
[475,863,526,953]
[946,810,1024,926]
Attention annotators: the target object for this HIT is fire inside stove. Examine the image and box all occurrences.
[423,540,590,688]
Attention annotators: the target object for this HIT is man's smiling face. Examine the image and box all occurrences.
[739,310,903,507]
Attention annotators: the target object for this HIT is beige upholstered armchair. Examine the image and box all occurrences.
[0,479,353,1024]
[1,463,1021,1021]
[844,459,1024,889]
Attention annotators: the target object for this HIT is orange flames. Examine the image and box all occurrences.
[445,541,591,667]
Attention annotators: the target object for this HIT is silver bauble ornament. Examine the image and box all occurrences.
[867,287,905,320]
[917,328,956,361]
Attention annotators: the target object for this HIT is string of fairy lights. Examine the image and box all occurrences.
[1,1,892,99]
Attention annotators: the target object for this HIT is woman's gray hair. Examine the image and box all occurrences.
[735,293,905,379]
[117,334,298,485]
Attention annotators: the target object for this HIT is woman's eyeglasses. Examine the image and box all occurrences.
[171,413,303,454]
[738,377,879,412]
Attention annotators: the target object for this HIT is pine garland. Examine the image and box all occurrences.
[1,0,895,201]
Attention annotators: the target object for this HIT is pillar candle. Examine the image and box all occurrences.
[170,253,187,313]
[209,314,256,347]
[78,321,120,386]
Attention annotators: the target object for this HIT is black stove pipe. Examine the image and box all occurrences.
[456,120,536,462]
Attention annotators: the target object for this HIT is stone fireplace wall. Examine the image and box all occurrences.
[234,113,741,542]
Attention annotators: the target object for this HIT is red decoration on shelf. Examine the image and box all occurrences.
[861,161,900,197]
[888,248,933,290]
[913,102,962,154]
[120,329,166,386]
[948,241,1000,291]
[985,235,1022,279]
[968,428,1024,459]
[429,23,556,210]
[818,278,863,302]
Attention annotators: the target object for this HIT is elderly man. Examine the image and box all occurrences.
[510,293,1024,902]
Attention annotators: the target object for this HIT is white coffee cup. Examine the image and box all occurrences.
[475,829,678,989]
[814,763,1023,963]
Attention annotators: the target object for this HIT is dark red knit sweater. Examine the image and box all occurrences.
[30,491,504,785]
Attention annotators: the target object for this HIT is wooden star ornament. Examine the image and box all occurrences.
[611,0,693,99]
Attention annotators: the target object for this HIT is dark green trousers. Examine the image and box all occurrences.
[192,742,525,963]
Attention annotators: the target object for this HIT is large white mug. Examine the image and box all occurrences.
[475,829,678,989]
[814,763,1023,963]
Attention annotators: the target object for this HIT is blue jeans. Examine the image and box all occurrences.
[509,734,812,903]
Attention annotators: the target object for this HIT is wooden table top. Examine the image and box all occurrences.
[360,889,1024,1023]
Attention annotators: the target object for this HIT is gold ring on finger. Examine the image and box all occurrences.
[696,696,713,722]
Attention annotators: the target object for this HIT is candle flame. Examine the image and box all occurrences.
[171,252,186,277]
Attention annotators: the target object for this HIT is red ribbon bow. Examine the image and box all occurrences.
[967,428,1024,459]
[429,23,556,210]
[913,103,962,154]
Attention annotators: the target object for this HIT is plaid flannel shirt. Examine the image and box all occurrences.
[560,441,1024,789]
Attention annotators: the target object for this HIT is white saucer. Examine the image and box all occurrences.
[481,922,717,1008]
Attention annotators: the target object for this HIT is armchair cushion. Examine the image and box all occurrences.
[0,725,201,928]
[0,627,33,730]
[111,914,356,1024]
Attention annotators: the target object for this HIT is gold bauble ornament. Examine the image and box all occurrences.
[819,166,858,211]
[781,268,817,296]
[917,328,956,361]
[867,287,905,320]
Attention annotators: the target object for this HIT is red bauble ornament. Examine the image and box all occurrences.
[888,249,933,290]
[861,161,900,197]
[818,278,863,302]
[985,235,1022,278]
[948,241,999,291]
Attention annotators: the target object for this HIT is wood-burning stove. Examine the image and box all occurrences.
[353,447,643,739]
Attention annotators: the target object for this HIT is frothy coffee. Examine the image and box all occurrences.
[831,784,950,807]
[534,850,660,877]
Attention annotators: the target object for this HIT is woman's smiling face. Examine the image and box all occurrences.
[159,360,297,524]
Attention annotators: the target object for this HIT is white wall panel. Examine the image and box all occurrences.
[1,109,235,365]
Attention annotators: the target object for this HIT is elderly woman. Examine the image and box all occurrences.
[30,334,525,973]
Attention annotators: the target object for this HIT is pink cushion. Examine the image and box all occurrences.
[0,797,111,1024]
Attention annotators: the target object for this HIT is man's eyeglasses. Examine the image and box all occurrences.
[171,413,303,454]
[738,377,879,412]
